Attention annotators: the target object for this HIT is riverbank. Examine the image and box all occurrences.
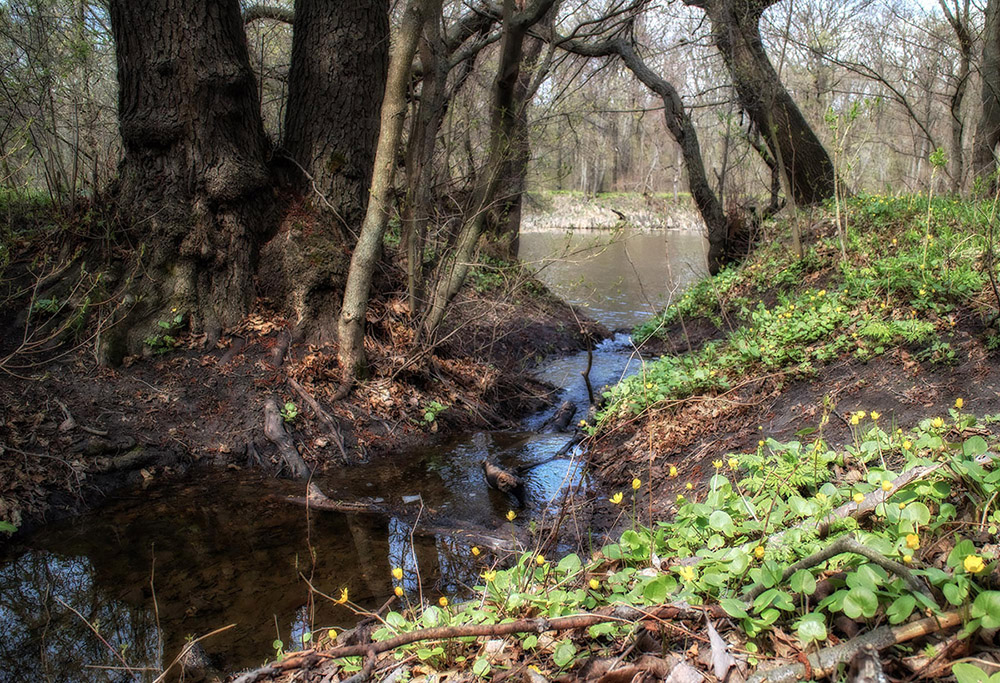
[522,190,702,232]
[248,194,1000,683]
[0,235,606,541]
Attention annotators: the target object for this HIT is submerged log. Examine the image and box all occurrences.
[540,400,576,432]
[481,459,526,503]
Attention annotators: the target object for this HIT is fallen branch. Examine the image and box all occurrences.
[742,533,934,603]
[263,396,310,478]
[747,611,963,683]
[287,377,350,463]
[230,650,325,683]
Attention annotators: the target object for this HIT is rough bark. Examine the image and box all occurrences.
[974,0,1000,191]
[941,0,972,193]
[256,0,389,341]
[556,35,729,273]
[421,0,558,339]
[336,0,432,386]
[685,0,836,205]
[105,0,270,362]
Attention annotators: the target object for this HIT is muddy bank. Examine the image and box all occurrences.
[0,272,607,542]
[522,191,704,232]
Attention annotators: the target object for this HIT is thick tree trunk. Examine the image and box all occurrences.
[336,0,433,386]
[685,0,836,205]
[974,0,1000,191]
[557,36,729,274]
[257,0,389,341]
[105,0,270,362]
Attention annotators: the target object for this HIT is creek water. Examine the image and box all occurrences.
[0,228,707,681]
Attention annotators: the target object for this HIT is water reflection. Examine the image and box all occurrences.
[518,228,709,330]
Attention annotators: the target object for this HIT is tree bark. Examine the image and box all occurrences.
[336,0,433,386]
[941,0,972,193]
[974,0,1000,191]
[556,36,729,273]
[105,0,270,362]
[685,0,836,205]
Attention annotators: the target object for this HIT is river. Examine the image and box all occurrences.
[0,227,707,681]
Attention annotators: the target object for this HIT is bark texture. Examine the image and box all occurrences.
[974,0,1000,190]
[685,0,836,205]
[107,0,270,361]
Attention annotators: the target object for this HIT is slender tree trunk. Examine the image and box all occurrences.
[337,0,432,386]
[684,0,836,205]
[105,0,270,362]
[975,0,1000,191]
[940,0,972,193]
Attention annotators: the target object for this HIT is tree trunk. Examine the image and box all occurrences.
[257,0,389,341]
[941,0,972,193]
[974,0,1000,192]
[685,0,836,205]
[105,0,270,362]
[336,0,432,386]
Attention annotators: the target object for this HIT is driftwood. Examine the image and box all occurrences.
[746,611,963,683]
[263,397,310,478]
[482,459,526,502]
[286,377,350,463]
[541,400,577,433]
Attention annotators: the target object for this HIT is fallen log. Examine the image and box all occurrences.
[541,401,577,433]
[263,397,310,479]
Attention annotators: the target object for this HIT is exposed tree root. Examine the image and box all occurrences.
[286,377,350,463]
[262,397,310,478]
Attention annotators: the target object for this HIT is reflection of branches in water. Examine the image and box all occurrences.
[0,550,161,682]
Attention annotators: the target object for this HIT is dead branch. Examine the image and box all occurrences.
[263,396,310,478]
[287,377,350,463]
[747,611,963,683]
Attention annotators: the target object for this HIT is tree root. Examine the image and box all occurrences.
[286,377,350,463]
[262,397,310,478]
[746,610,963,683]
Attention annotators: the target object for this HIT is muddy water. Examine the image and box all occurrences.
[0,227,707,681]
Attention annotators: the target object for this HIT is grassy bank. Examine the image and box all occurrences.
[261,194,1000,682]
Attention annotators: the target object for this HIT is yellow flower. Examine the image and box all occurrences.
[898,502,906,510]
[903,554,912,564]
[506,510,516,521]
[964,555,985,574]
[932,417,944,429]
[685,482,693,490]
[439,596,449,607]
[881,480,893,492]
[754,546,766,560]
[850,414,860,426]
[906,534,920,550]
[903,440,912,450]
[816,492,828,503]
[632,478,642,490]
[728,458,739,470]
[918,289,926,296]
[392,567,403,580]
[870,411,880,421]
[484,570,497,583]
[394,586,404,597]
[891,238,897,245]
[471,546,481,557]
[589,578,600,590]
[955,398,964,409]
[535,555,546,566]
[853,492,865,504]
[645,383,653,389]
[669,465,678,477]
[818,289,826,296]
[712,460,723,470]
[336,588,349,604]
[678,566,695,582]
[758,439,765,447]
[610,492,624,505]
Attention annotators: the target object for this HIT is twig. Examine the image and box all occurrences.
[152,623,236,683]
[287,376,350,463]
[55,596,136,675]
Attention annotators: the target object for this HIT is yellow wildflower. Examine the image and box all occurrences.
[610,492,624,505]
[881,480,893,492]
[955,398,964,409]
[632,478,642,490]
[853,492,865,504]
[964,555,986,574]
[818,290,826,296]
[484,570,497,583]
[816,492,828,503]
[932,417,944,429]
[870,411,880,420]
[898,502,906,510]
[758,439,765,447]
[678,566,695,582]
[685,482,693,490]
[506,510,516,521]
[471,546,481,557]
[669,465,678,477]
[589,578,600,590]
[336,588,349,604]
[712,460,723,470]
[728,457,739,469]
[535,555,546,566]
[439,596,449,607]
[906,534,920,550]
[850,414,860,426]
[394,586,404,597]
[903,554,912,563]
[903,440,912,450]
[675,494,685,504]
[754,546,766,560]
[392,567,403,580]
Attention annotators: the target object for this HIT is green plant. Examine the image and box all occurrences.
[420,400,447,427]
[280,401,299,422]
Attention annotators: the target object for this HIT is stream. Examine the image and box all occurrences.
[0,227,707,682]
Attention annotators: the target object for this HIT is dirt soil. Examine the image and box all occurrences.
[587,306,1000,524]
[0,275,607,543]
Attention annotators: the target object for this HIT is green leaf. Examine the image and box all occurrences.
[552,639,576,668]
[557,554,582,574]
[796,613,827,645]
[963,436,988,457]
[522,635,538,649]
[842,586,879,619]
[473,657,491,677]
[947,539,976,569]
[272,639,283,651]
[886,595,916,624]
[944,581,969,606]
[709,510,736,536]
[720,598,749,619]
[952,662,993,683]
[385,611,406,628]
[643,575,675,603]
[0,521,15,533]
[790,570,817,595]
[302,632,312,643]
[972,591,1000,629]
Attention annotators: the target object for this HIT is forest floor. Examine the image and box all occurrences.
[241,194,1000,683]
[0,236,606,542]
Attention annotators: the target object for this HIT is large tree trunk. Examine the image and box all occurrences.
[105,0,270,363]
[685,0,836,205]
[974,0,1000,191]
[257,0,389,341]
[336,0,434,386]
